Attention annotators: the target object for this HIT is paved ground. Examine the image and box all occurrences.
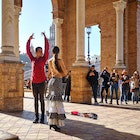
[0,91,140,140]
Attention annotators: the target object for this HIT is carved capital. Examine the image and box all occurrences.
[113,0,127,13]
[53,18,63,27]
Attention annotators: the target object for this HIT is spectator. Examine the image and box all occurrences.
[109,69,119,105]
[131,71,140,104]
[86,65,99,105]
[120,69,130,104]
[64,70,71,102]
[99,67,110,103]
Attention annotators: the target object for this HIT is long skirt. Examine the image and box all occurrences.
[46,77,66,126]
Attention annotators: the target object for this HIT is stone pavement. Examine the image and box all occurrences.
[0,91,140,140]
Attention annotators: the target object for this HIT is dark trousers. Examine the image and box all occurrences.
[100,86,109,102]
[91,84,98,102]
[32,81,45,120]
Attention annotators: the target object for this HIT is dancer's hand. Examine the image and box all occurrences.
[41,32,45,36]
[29,33,34,40]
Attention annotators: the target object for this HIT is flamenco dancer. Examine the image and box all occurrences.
[46,46,67,131]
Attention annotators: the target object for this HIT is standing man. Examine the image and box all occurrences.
[86,65,99,104]
[64,70,71,102]
[26,32,49,123]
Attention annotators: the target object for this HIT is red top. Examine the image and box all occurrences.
[26,36,49,84]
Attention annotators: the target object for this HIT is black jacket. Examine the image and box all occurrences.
[100,70,110,87]
[86,70,99,86]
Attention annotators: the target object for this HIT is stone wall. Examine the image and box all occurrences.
[124,0,137,75]
[62,0,76,70]
[60,0,138,74]
[51,0,139,104]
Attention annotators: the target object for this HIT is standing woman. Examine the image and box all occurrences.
[46,46,67,131]
[109,69,119,105]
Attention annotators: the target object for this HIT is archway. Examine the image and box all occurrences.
[85,25,101,72]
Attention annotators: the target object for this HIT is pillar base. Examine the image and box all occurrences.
[71,66,92,104]
[0,54,19,62]
[0,62,24,111]
[114,63,126,69]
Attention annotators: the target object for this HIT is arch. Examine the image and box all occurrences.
[51,0,65,19]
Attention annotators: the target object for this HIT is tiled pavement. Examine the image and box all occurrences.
[0,91,140,140]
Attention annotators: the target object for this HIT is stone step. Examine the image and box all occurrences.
[0,130,19,140]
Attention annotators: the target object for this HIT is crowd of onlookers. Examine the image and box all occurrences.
[97,67,140,105]
[86,65,140,105]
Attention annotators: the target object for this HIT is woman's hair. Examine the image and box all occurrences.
[52,46,62,73]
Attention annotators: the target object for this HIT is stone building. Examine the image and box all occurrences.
[48,24,55,59]
[51,0,140,104]
[0,0,140,111]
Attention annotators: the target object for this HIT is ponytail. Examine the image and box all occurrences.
[52,46,62,73]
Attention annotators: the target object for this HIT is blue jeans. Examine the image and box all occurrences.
[110,83,119,104]
[131,88,139,103]
[121,88,129,103]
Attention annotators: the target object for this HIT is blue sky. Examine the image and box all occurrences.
[0,0,100,56]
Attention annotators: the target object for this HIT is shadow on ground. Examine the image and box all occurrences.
[61,119,140,140]
[1,110,140,140]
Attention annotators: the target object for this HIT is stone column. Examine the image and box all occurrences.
[113,0,126,69]
[71,0,91,104]
[0,0,18,62]
[72,0,88,67]
[53,18,63,58]
[14,5,21,60]
[0,0,24,111]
